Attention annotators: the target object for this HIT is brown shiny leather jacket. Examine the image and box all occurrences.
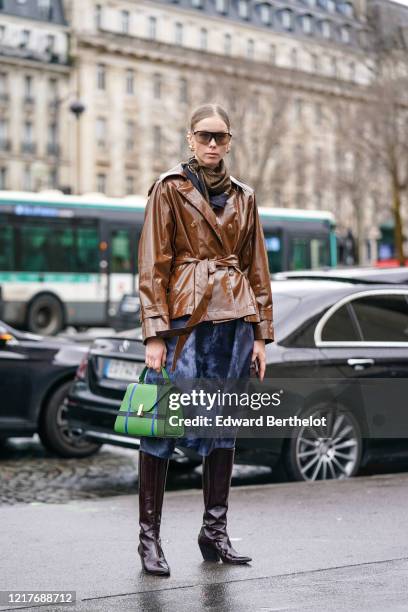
[138,162,274,370]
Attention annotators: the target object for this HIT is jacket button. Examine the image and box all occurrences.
[229,269,234,276]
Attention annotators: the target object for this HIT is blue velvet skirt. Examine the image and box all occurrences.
[140,315,255,459]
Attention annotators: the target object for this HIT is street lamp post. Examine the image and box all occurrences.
[69,99,86,194]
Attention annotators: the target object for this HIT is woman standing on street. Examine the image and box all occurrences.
[137,103,274,576]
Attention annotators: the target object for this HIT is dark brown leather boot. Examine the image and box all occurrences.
[198,448,252,564]
[138,451,170,576]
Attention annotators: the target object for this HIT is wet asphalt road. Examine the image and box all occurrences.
[1,471,408,612]
[2,435,408,506]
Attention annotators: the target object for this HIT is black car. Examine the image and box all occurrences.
[0,320,101,458]
[66,279,408,480]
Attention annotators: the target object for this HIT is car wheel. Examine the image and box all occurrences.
[26,294,64,335]
[39,380,102,458]
[284,402,362,482]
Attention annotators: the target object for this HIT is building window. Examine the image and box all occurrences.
[216,0,227,14]
[21,29,30,47]
[295,144,304,186]
[96,117,107,148]
[121,10,130,34]
[38,0,52,19]
[238,0,249,19]
[153,125,161,155]
[291,48,298,69]
[349,61,356,81]
[342,2,353,17]
[0,119,8,150]
[311,53,319,72]
[126,69,135,94]
[224,32,232,55]
[247,39,254,59]
[295,98,303,121]
[0,72,8,99]
[269,43,276,63]
[200,27,207,50]
[0,166,7,189]
[153,72,162,99]
[321,20,331,39]
[97,64,106,90]
[126,175,135,195]
[315,146,322,178]
[126,120,135,151]
[327,0,336,12]
[148,16,157,39]
[259,4,271,25]
[23,121,33,142]
[23,165,32,191]
[175,22,183,45]
[0,25,5,42]
[191,0,203,7]
[24,75,33,100]
[315,102,322,126]
[341,25,351,44]
[46,34,55,53]
[97,173,107,193]
[95,4,102,29]
[49,167,58,188]
[331,57,338,77]
[302,15,313,35]
[48,122,57,147]
[48,77,58,101]
[179,77,188,103]
[281,9,293,31]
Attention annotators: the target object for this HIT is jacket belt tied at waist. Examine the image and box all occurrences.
[155,254,243,372]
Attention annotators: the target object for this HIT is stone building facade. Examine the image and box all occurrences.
[1,0,406,263]
[0,0,71,191]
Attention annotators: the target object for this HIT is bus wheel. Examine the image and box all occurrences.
[38,380,102,458]
[26,294,64,335]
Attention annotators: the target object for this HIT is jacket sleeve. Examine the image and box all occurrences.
[241,192,274,343]
[138,180,175,344]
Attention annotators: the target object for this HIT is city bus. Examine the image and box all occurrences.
[0,190,336,334]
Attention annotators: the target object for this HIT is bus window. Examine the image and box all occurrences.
[0,226,14,270]
[19,224,76,273]
[310,237,330,268]
[76,225,99,273]
[264,231,282,274]
[111,229,131,273]
[290,235,330,270]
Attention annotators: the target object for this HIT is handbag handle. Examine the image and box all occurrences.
[139,366,170,383]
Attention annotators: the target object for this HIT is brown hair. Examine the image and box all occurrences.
[190,103,231,132]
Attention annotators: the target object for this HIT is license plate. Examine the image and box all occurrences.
[105,359,142,381]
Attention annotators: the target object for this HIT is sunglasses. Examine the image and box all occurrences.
[193,130,232,146]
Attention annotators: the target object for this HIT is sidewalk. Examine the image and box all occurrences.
[1,472,408,612]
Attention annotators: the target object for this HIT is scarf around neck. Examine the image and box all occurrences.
[182,155,231,209]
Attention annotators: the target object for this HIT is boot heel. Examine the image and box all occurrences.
[199,541,220,561]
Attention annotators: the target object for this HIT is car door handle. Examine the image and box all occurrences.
[347,358,375,368]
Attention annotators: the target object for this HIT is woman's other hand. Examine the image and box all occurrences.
[251,339,266,382]
[145,338,167,372]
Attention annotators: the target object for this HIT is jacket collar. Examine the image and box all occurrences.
[158,163,248,248]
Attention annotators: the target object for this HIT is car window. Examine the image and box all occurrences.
[350,294,408,342]
[321,304,361,341]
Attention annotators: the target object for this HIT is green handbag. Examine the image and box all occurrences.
[114,366,185,438]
